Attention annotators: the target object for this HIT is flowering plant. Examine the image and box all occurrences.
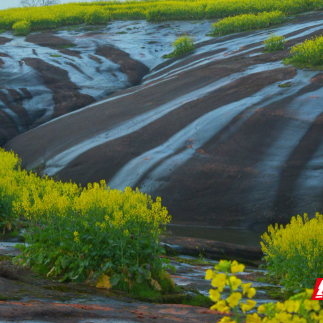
[0,148,172,291]
[206,260,323,323]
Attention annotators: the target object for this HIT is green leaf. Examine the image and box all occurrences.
[102,261,113,272]
[110,275,121,286]
[36,254,44,264]
[137,274,144,284]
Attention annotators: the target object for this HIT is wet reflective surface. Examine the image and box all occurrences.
[167,225,263,247]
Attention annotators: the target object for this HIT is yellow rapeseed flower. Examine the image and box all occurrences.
[291,315,307,323]
[209,288,221,302]
[275,301,286,312]
[205,269,215,280]
[257,304,266,314]
[304,299,320,311]
[246,313,262,323]
[211,300,230,313]
[219,316,235,323]
[227,292,242,307]
[211,273,227,291]
[242,283,256,298]
[275,312,292,321]
[226,276,242,290]
[240,299,257,313]
[231,260,245,274]
[284,300,300,313]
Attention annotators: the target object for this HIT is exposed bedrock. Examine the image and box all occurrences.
[0,27,157,145]
[96,46,149,86]
[22,58,95,119]
[6,13,323,228]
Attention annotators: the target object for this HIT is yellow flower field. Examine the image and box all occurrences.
[0,0,322,33]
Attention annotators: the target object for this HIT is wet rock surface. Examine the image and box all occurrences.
[96,46,149,86]
[22,57,95,119]
[26,33,82,58]
[0,37,12,45]
[6,12,323,228]
[1,21,207,145]
[161,236,263,265]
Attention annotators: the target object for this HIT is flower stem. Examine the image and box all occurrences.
[227,272,240,323]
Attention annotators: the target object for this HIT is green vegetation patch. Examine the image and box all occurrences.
[55,44,77,49]
[163,35,195,58]
[12,20,31,36]
[182,294,214,307]
[261,213,323,293]
[0,148,172,296]
[284,35,323,68]
[173,256,211,266]
[0,293,22,301]
[263,33,287,52]
[85,8,111,25]
[210,11,285,36]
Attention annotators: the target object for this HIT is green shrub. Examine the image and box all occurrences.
[12,20,31,36]
[15,183,171,287]
[210,11,285,36]
[164,35,195,58]
[261,213,323,293]
[263,33,287,52]
[287,35,323,66]
[0,148,172,291]
[85,8,111,25]
[173,35,195,55]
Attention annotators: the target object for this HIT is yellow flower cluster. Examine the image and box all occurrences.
[0,0,322,32]
[12,20,31,36]
[254,289,322,323]
[205,260,257,322]
[261,213,323,291]
[289,35,323,66]
[261,213,323,262]
[206,260,323,323]
[0,148,171,235]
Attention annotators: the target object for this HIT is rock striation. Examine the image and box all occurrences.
[5,13,323,228]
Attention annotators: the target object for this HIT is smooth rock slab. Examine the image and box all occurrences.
[6,12,323,228]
